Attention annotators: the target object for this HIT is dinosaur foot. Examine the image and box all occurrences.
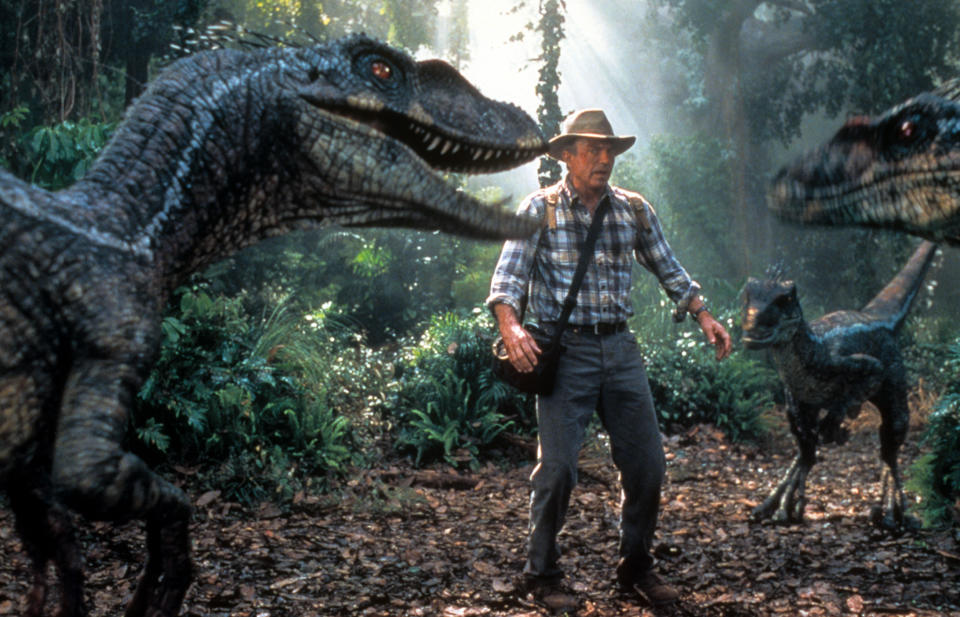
[125,511,192,617]
[751,488,806,524]
[869,505,920,534]
[751,458,809,524]
[751,500,805,525]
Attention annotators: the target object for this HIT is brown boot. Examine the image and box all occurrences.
[518,575,579,611]
[621,570,680,606]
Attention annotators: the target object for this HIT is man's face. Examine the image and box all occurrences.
[563,139,617,193]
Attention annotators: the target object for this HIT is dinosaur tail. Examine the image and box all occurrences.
[860,240,938,331]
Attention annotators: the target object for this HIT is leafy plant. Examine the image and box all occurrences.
[908,339,960,528]
[134,285,356,503]
[385,309,534,467]
[13,119,115,189]
[641,307,778,442]
[399,369,513,466]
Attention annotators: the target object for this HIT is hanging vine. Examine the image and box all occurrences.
[534,0,565,187]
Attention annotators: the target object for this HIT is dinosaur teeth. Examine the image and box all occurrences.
[483,149,494,161]
[427,136,442,151]
[440,140,453,155]
[451,143,461,154]
[472,149,483,161]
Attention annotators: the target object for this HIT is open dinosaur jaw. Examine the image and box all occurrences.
[295,107,542,240]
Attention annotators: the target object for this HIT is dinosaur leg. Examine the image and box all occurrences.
[9,478,86,617]
[752,395,818,523]
[871,385,910,531]
[124,512,191,617]
[50,360,192,617]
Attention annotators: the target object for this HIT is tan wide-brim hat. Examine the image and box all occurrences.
[547,108,636,160]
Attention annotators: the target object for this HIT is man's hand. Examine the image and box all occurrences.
[698,313,732,360]
[493,303,542,372]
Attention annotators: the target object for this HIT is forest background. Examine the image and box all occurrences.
[1,0,959,529]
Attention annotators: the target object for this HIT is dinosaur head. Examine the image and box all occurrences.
[740,276,804,349]
[767,85,960,245]
[73,35,547,273]
[283,34,547,240]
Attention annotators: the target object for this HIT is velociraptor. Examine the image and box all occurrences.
[0,34,545,617]
[741,241,936,530]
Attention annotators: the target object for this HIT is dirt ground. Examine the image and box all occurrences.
[1,410,958,617]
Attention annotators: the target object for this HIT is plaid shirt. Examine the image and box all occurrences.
[486,176,699,326]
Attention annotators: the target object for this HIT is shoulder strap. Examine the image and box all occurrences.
[544,182,562,230]
[627,194,652,232]
[516,186,560,321]
[546,196,612,346]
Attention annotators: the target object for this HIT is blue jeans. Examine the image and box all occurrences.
[524,327,665,580]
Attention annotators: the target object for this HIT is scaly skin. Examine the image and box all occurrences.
[768,80,960,244]
[0,34,545,617]
[741,241,936,530]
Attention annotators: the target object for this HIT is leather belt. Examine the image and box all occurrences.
[545,322,627,336]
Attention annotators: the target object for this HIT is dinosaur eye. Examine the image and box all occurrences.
[371,60,392,81]
[898,120,917,141]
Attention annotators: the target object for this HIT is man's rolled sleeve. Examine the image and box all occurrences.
[634,204,700,306]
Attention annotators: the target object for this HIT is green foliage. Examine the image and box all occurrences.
[386,310,533,467]
[134,285,356,503]
[210,224,500,345]
[909,339,960,528]
[0,106,29,169]
[0,106,27,129]
[220,0,440,50]
[650,0,960,143]
[617,134,737,284]
[806,0,960,117]
[641,307,778,442]
[14,120,116,189]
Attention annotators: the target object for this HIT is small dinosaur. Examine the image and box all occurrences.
[0,34,545,617]
[741,240,936,530]
[767,79,960,245]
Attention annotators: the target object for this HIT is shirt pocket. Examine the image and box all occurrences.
[540,226,580,272]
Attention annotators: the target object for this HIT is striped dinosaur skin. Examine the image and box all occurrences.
[741,241,936,530]
[768,80,960,244]
[0,34,545,617]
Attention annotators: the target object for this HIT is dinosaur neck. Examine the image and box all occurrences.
[57,50,303,290]
[771,321,821,378]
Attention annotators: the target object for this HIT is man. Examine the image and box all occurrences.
[486,108,732,607]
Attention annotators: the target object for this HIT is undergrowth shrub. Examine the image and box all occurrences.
[6,117,115,189]
[909,338,960,528]
[641,310,779,442]
[385,309,534,467]
[134,285,356,503]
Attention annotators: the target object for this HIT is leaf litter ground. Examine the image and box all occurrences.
[1,409,958,617]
